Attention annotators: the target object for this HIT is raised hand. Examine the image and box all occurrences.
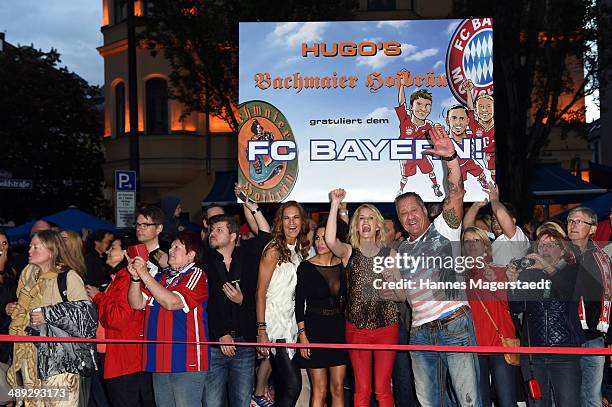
[329,188,346,204]
[460,79,474,94]
[486,181,499,202]
[423,124,456,159]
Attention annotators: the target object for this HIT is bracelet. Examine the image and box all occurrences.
[257,327,268,331]
[251,207,261,215]
[440,151,458,161]
[256,321,267,328]
[297,328,306,335]
[338,210,349,216]
[130,276,141,283]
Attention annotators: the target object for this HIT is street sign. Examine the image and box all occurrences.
[114,170,136,228]
[115,170,136,191]
[0,178,33,189]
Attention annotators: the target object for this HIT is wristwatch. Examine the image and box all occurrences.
[339,209,349,216]
[251,207,261,215]
[440,151,458,161]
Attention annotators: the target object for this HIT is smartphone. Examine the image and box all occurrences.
[528,378,542,400]
[237,190,248,203]
[230,279,240,286]
[127,244,149,262]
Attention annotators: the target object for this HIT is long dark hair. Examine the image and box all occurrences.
[265,201,310,264]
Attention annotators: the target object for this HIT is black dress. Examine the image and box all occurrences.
[295,260,349,369]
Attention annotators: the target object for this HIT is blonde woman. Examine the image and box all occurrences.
[325,189,400,407]
[462,226,518,407]
[7,230,97,406]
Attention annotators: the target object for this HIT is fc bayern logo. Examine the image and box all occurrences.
[237,100,299,203]
[446,18,494,105]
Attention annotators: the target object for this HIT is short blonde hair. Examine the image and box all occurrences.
[476,94,494,103]
[536,221,567,238]
[348,204,386,249]
[462,226,492,258]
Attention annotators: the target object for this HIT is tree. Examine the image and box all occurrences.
[141,0,358,133]
[452,0,603,219]
[0,46,109,224]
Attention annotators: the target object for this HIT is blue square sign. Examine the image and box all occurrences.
[115,170,136,191]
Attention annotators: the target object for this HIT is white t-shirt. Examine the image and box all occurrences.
[491,226,531,267]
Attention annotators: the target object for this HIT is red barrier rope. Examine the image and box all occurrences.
[1,334,610,355]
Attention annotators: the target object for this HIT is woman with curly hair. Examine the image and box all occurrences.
[324,189,400,407]
[256,201,310,407]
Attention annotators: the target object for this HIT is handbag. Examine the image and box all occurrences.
[476,295,520,366]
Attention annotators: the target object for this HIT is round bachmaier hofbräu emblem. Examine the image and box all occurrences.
[237,100,299,203]
[446,18,494,105]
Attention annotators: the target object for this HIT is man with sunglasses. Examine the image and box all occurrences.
[135,205,168,277]
[567,207,612,407]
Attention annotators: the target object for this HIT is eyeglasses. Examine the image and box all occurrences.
[538,243,561,251]
[135,222,160,229]
[567,219,594,226]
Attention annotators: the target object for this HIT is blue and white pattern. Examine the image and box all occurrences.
[463,29,493,87]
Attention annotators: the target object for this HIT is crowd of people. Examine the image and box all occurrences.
[0,125,611,407]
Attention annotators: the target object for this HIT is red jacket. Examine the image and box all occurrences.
[467,265,517,347]
[93,268,145,379]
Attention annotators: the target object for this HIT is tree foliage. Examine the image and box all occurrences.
[0,46,109,224]
[452,0,602,218]
[141,0,358,133]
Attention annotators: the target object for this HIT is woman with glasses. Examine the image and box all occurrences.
[507,227,583,407]
[462,226,518,407]
[86,235,155,407]
[128,231,208,407]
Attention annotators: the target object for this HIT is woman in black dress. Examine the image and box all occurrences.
[296,222,349,407]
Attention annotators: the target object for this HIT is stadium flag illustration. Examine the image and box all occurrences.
[237,19,494,203]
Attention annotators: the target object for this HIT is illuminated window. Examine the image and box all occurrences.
[146,78,168,135]
[114,0,128,23]
[115,82,125,137]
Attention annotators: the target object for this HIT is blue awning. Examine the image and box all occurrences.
[554,192,612,220]
[531,163,606,204]
[201,171,238,206]
[7,208,116,247]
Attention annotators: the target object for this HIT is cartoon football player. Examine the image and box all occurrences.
[247,119,283,185]
[446,104,489,189]
[462,79,495,181]
[395,73,442,197]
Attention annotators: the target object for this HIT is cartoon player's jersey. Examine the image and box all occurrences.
[452,134,484,180]
[395,105,433,139]
[468,110,495,172]
[468,110,494,153]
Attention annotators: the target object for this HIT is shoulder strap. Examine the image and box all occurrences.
[474,291,502,338]
[57,271,69,303]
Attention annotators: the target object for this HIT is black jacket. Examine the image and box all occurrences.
[203,232,270,342]
[35,300,98,378]
[510,262,585,347]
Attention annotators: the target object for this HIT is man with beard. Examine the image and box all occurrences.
[446,104,489,190]
[201,197,271,407]
[396,75,442,197]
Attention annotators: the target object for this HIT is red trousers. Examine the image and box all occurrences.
[345,321,399,407]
